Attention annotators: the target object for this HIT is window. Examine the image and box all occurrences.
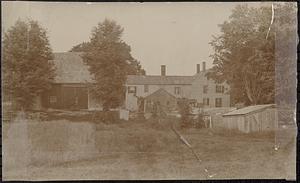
[215,98,222,107]
[174,87,181,95]
[203,98,209,106]
[128,86,136,94]
[216,85,224,93]
[144,85,149,93]
[49,96,57,103]
[203,85,208,94]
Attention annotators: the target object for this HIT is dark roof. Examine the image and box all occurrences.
[52,52,93,83]
[126,75,195,85]
[223,104,275,117]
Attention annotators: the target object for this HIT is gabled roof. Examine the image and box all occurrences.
[223,104,275,117]
[145,88,177,99]
[52,52,94,83]
[126,75,195,85]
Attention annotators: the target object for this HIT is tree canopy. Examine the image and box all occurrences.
[80,19,145,110]
[3,19,55,110]
[69,42,91,52]
[207,3,296,106]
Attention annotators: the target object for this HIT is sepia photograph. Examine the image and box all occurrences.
[1,1,297,181]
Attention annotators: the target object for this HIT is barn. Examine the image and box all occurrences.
[222,104,278,133]
[41,52,102,110]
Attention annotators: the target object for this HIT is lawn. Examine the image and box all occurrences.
[2,114,296,180]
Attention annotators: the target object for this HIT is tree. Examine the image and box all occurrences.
[81,19,145,111]
[207,3,296,106]
[2,19,55,110]
[69,42,91,52]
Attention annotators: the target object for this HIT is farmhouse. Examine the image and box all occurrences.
[222,104,277,133]
[38,52,230,111]
[125,63,231,112]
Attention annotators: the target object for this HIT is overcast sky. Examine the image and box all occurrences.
[2,1,268,75]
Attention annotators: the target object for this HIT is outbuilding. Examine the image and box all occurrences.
[222,104,278,133]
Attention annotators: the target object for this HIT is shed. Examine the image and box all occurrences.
[222,104,278,133]
[144,88,177,113]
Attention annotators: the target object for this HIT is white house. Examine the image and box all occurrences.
[125,62,230,112]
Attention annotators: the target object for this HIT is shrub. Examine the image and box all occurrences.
[195,112,205,128]
[177,98,192,128]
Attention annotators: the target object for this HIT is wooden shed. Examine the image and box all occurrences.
[222,104,278,133]
[144,88,177,113]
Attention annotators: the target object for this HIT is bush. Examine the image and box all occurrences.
[195,112,205,128]
[177,98,192,128]
[94,111,119,124]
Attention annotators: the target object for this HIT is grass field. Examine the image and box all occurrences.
[2,116,296,180]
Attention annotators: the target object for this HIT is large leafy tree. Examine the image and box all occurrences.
[81,19,144,111]
[2,20,55,110]
[69,42,91,52]
[207,3,296,106]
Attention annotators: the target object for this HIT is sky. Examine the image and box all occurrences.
[2,1,268,75]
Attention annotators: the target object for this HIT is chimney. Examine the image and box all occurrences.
[161,65,166,76]
[202,62,206,71]
[196,64,200,74]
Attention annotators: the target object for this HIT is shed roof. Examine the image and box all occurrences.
[126,75,195,85]
[222,104,275,117]
[144,88,177,99]
[52,52,94,83]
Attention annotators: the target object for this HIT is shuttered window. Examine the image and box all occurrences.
[203,85,208,94]
[128,86,137,94]
[216,85,224,93]
[203,98,209,106]
[215,98,222,107]
[174,87,181,95]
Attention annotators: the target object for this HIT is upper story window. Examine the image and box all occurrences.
[203,85,208,94]
[144,85,149,93]
[128,86,137,94]
[174,87,181,95]
[203,98,209,106]
[215,98,222,107]
[216,85,224,93]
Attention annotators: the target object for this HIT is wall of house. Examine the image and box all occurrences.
[128,84,192,98]
[125,93,138,111]
[190,73,230,108]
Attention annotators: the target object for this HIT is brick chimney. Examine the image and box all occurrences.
[196,64,200,74]
[161,65,166,76]
[202,62,206,71]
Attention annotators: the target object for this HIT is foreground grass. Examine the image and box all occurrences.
[3,117,296,180]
